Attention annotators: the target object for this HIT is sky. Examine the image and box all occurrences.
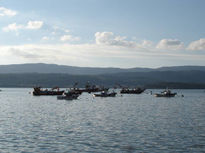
[0,0,205,68]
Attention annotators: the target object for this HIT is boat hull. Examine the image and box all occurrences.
[57,94,79,100]
[74,88,109,94]
[154,93,176,97]
[120,89,145,94]
[33,90,64,96]
[94,92,117,97]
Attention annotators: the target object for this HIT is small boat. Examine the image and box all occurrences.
[57,90,79,100]
[154,89,177,97]
[67,88,83,95]
[33,87,64,96]
[57,94,79,100]
[69,82,109,94]
[84,82,109,93]
[93,91,117,97]
[83,82,109,93]
[85,87,109,93]
[120,87,145,94]
[73,86,109,94]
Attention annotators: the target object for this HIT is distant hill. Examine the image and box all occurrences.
[0,63,205,88]
[157,66,205,72]
[0,63,151,75]
[0,63,205,75]
[0,70,205,88]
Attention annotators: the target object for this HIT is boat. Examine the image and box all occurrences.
[120,87,145,94]
[72,82,109,93]
[67,88,83,95]
[33,87,64,96]
[85,86,109,93]
[57,94,79,100]
[57,90,80,100]
[84,82,109,93]
[154,89,177,97]
[93,91,117,97]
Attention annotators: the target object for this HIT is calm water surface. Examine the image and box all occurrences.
[0,89,205,153]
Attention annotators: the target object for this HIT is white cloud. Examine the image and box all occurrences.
[141,40,153,47]
[187,38,205,51]
[156,39,184,50]
[60,35,80,42]
[1,28,205,67]
[9,48,43,59]
[2,23,23,32]
[95,32,113,45]
[64,29,70,33]
[51,31,56,35]
[2,21,44,32]
[0,7,17,17]
[0,44,149,67]
[42,36,49,41]
[53,26,60,30]
[60,35,72,41]
[95,32,136,48]
[26,21,43,29]
[52,26,70,34]
[1,43,205,68]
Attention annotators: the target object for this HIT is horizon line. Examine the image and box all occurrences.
[0,62,205,69]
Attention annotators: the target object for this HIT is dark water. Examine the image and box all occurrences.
[0,89,205,153]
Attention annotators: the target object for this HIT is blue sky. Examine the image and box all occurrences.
[0,0,205,68]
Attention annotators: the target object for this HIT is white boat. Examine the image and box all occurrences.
[154,89,177,97]
[93,91,117,97]
[57,91,79,100]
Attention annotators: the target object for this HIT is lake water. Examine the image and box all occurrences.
[0,89,205,153]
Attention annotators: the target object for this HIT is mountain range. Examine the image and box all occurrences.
[0,63,205,88]
[0,63,205,74]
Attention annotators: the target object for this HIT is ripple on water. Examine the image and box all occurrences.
[0,89,205,152]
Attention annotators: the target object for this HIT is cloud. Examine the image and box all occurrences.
[41,36,49,41]
[95,32,136,48]
[156,39,184,50]
[2,21,43,32]
[26,21,43,29]
[0,7,17,17]
[187,38,205,51]
[2,23,23,32]
[9,48,43,59]
[51,31,56,35]
[51,26,70,34]
[1,43,205,68]
[2,44,94,64]
[0,44,148,65]
[64,29,70,33]
[60,35,80,42]
[141,40,153,47]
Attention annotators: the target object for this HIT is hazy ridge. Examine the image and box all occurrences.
[0,63,205,75]
[0,63,205,88]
